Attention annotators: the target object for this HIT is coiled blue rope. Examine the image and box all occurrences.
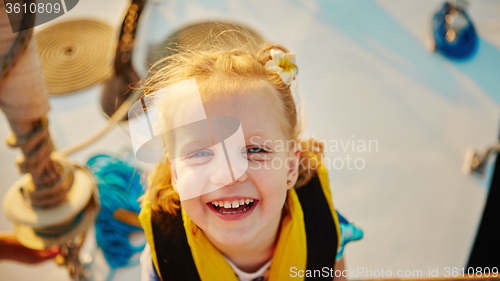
[433,2,478,59]
[86,155,146,273]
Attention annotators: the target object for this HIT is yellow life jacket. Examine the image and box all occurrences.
[139,165,341,280]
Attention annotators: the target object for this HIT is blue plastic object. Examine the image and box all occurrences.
[433,2,478,59]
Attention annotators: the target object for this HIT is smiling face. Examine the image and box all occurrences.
[170,86,299,246]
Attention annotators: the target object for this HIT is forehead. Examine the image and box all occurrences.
[202,90,285,140]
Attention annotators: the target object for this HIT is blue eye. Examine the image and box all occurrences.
[247,146,269,154]
[243,146,271,162]
[188,150,213,159]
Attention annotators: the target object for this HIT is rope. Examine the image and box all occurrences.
[86,154,146,271]
[6,118,73,208]
[35,19,113,95]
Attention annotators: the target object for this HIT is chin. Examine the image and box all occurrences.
[210,227,258,246]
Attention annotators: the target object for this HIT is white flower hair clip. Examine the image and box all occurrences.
[264,49,298,86]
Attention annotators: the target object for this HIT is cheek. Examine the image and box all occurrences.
[249,153,291,187]
[249,165,287,187]
[248,167,289,208]
[181,199,207,226]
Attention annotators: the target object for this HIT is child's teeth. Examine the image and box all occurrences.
[232,200,239,208]
[213,199,255,210]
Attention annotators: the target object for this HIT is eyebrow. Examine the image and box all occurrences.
[174,137,214,157]
[244,132,279,141]
[178,137,213,148]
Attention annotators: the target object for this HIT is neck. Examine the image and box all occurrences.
[205,212,282,273]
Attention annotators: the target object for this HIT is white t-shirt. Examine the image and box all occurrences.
[140,244,271,281]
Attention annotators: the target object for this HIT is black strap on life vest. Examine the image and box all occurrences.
[150,173,338,281]
[295,174,339,280]
[151,209,202,281]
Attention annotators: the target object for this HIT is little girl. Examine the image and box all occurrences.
[135,30,363,281]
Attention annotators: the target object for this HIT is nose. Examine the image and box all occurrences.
[230,171,248,185]
[209,158,248,186]
[209,152,234,186]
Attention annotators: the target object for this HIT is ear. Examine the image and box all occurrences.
[286,150,300,190]
[169,161,179,192]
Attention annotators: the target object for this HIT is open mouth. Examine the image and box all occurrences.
[207,199,256,214]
